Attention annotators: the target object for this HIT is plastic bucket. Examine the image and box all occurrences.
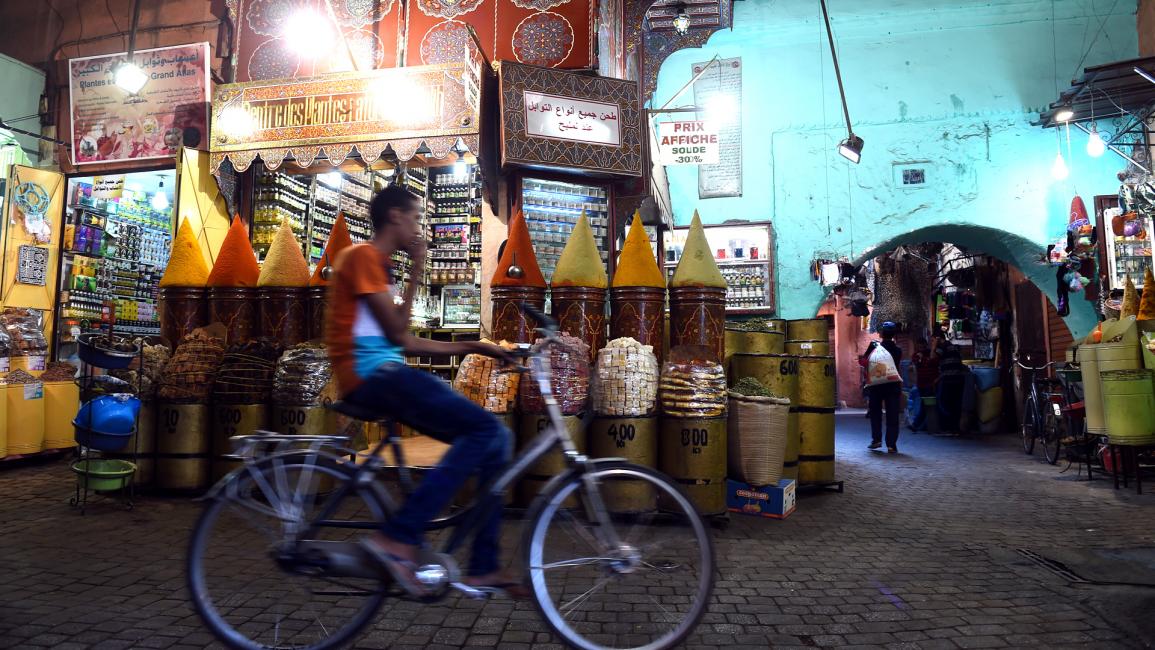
[1078,345,1104,434]
[71,459,135,493]
[977,386,1003,424]
[971,366,999,392]
[6,382,44,454]
[43,381,80,450]
[1102,369,1155,445]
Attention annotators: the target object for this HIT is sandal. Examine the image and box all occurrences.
[358,538,431,597]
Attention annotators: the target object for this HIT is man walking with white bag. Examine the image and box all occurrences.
[862,322,903,453]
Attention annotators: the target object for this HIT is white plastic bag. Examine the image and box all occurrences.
[866,345,901,386]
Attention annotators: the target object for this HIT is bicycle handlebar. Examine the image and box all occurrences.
[1012,353,1055,373]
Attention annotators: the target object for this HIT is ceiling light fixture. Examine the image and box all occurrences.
[151,180,170,212]
[820,0,863,164]
[114,0,147,94]
[1052,102,1074,123]
[453,149,468,179]
[672,3,692,35]
[283,8,336,58]
[1135,66,1155,86]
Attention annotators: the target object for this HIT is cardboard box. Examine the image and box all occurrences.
[726,479,796,519]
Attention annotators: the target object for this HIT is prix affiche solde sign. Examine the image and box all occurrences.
[68,43,210,165]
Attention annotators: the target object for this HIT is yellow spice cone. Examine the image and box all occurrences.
[671,210,726,289]
[1139,267,1155,320]
[258,218,311,287]
[613,211,665,288]
[552,212,607,288]
[159,218,210,287]
[1121,274,1140,319]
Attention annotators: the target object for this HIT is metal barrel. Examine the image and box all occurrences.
[272,404,337,436]
[43,380,79,451]
[588,415,658,513]
[156,402,211,492]
[211,403,269,482]
[785,340,831,357]
[796,355,837,484]
[659,416,727,516]
[104,402,157,487]
[786,318,829,342]
[1078,345,1104,434]
[6,382,44,455]
[517,413,586,507]
[729,353,800,478]
[1102,369,1155,445]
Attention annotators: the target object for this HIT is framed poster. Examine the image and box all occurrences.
[692,57,742,198]
[69,43,211,165]
[16,245,49,286]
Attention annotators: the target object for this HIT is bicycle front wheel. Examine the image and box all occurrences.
[1021,395,1037,455]
[188,454,389,650]
[1043,407,1063,465]
[525,460,714,650]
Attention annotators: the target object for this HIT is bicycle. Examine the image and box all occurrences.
[187,303,715,650]
[1016,354,1064,465]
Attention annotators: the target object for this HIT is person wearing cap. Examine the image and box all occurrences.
[861,322,904,453]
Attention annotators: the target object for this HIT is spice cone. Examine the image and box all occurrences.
[613,211,664,288]
[671,210,726,289]
[159,218,210,287]
[552,212,607,288]
[1122,274,1140,319]
[1140,268,1155,320]
[491,208,546,287]
[310,213,354,286]
[207,217,261,287]
[258,218,310,287]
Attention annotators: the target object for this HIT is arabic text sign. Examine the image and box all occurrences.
[91,175,124,199]
[657,120,720,165]
[523,92,621,146]
[69,43,210,165]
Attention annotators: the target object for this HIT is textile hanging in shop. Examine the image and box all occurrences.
[870,255,932,331]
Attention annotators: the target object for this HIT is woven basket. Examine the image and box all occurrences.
[727,392,790,485]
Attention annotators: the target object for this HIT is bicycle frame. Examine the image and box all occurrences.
[226,329,619,560]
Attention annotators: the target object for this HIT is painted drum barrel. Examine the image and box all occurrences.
[43,380,80,450]
[724,328,786,363]
[1078,345,1104,434]
[795,355,837,484]
[259,287,308,347]
[7,381,44,454]
[785,340,831,357]
[159,287,208,347]
[272,404,337,437]
[103,402,157,486]
[0,381,8,457]
[588,415,658,512]
[552,286,606,364]
[156,402,210,492]
[211,403,269,482]
[669,287,727,363]
[659,415,727,516]
[786,318,829,342]
[729,353,800,479]
[308,286,328,341]
[492,286,547,344]
[610,286,667,366]
[209,287,258,344]
[517,412,586,508]
[1101,369,1155,445]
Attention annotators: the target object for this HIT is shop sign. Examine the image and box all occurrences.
[68,43,210,165]
[656,120,719,165]
[91,175,124,199]
[499,62,642,177]
[210,62,482,153]
[523,93,620,146]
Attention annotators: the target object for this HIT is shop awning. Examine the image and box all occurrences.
[1037,55,1155,128]
[209,44,488,174]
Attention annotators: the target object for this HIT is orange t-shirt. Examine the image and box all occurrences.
[325,244,405,397]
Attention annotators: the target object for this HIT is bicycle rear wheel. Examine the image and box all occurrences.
[188,454,389,650]
[525,460,714,650]
[1020,395,1037,455]
[1042,405,1063,465]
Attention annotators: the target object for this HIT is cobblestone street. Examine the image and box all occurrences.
[2,414,1154,649]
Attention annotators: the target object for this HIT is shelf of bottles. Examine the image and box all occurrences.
[521,177,610,283]
[423,166,482,326]
[253,170,376,265]
[664,221,774,313]
[57,178,175,350]
[1103,211,1154,290]
[309,171,374,265]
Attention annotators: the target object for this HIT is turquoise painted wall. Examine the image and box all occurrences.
[0,53,44,164]
[653,0,1139,338]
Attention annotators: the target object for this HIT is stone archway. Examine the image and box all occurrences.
[816,223,1095,341]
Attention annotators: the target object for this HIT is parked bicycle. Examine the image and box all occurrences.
[1016,353,1065,464]
[187,303,715,650]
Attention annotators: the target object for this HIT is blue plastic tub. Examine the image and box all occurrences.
[73,421,133,452]
[971,366,1000,392]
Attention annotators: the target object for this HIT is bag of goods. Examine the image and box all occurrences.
[659,346,727,418]
[520,333,590,415]
[110,343,171,399]
[0,308,46,358]
[158,329,226,402]
[866,344,901,386]
[273,343,333,406]
[728,377,790,485]
[592,337,659,417]
[40,362,78,381]
[5,369,39,385]
[214,339,284,404]
[452,340,520,414]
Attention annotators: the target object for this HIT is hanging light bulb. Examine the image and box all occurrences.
[1086,123,1106,158]
[672,3,691,35]
[1051,152,1069,180]
[453,151,468,179]
[151,180,170,211]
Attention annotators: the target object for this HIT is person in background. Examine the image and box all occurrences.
[907,337,939,431]
[935,329,969,435]
[862,322,903,453]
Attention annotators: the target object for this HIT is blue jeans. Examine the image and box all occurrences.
[345,363,512,576]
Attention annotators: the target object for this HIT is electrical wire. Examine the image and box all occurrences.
[105,0,125,49]
[1069,0,1123,82]
[819,12,831,238]
[75,0,85,57]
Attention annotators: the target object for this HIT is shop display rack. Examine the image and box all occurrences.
[251,170,375,264]
[664,221,776,314]
[521,177,610,283]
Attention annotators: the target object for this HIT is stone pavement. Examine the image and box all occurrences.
[1,413,1154,649]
